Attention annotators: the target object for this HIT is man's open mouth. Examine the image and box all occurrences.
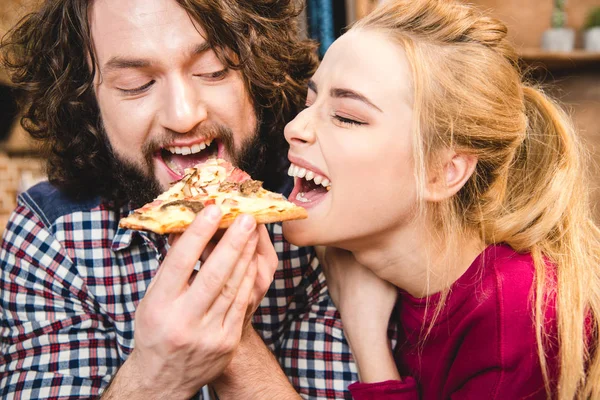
[158,138,220,178]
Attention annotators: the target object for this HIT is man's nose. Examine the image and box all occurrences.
[284,107,317,147]
[161,76,207,133]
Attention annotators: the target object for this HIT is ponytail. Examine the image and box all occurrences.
[493,86,600,399]
[490,86,580,250]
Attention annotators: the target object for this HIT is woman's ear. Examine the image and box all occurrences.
[424,150,477,202]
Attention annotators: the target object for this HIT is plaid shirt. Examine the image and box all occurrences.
[0,181,357,399]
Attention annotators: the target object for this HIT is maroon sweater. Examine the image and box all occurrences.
[349,245,559,400]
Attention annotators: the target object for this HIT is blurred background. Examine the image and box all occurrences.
[0,0,599,234]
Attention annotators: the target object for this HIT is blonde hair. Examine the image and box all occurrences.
[355,0,600,398]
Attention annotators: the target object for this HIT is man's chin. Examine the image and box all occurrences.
[122,174,163,208]
[109,154,163,208]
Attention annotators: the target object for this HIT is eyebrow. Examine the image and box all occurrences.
[102,42,212,73]
[307,79,382,113]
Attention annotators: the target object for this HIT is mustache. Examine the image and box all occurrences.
[141,123,235,158]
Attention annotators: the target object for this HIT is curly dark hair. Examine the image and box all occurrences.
[2,0,318,203]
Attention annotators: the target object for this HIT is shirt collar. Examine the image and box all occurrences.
[111,204,167,254]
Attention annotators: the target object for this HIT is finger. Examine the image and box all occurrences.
[147,233,184,293]
[224,252,258,333]
[254,225,278,294]
[246,254,264,316]
[200,241,217,263]
[256,225,275,260]
[167,233,181,247]
[206,228,259,317]
[185,214,257,311]
[149,205,222,301]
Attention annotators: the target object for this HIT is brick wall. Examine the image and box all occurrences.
[0,153,45,234]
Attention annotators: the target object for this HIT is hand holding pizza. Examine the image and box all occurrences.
[175,222,278,326]
[104,206,276,399]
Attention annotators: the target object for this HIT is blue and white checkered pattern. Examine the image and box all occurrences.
[0,182,358,399]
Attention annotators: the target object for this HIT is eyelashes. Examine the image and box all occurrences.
[117,69,229,96]
[119,80,155,95]
[303,102,366,127]
[202,69,228,80]
[333,114,365,127]
[300,102,368,128]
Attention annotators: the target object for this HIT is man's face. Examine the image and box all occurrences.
[90,0,258,202]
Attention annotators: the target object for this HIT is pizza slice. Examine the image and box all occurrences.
[119,158,307,234]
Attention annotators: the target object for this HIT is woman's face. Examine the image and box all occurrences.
[283,29,418,249]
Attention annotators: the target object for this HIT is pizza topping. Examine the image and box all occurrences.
[240,180,263,195]
[227,168,251,183]
[133,213,156,221]
[182,181,194,197]
[218,181,240,192]
[139,200,164,211]
[160,199,205,213]
[222,198,240,207]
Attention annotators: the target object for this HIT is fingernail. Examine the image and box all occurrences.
[204,205,221,222]
[239,214,256,231]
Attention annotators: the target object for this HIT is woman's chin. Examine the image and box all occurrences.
[283,219,320,247]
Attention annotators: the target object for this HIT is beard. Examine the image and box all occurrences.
[102,121,277,208]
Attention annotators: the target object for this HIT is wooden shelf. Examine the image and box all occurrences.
[518,48,600,71]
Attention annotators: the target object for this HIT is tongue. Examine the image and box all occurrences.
[164,152,213,175]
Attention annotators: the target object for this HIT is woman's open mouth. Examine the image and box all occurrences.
[287,162,331,209]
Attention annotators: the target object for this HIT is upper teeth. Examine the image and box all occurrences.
[166,139,213,155]
[287,163,331,188]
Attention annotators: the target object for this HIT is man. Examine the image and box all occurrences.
[0,0,357,398]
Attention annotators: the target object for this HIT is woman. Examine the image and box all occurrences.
[282,0,600,398]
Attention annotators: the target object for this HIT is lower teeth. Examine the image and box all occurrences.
[166,159,183,175]
[296,192,310,203]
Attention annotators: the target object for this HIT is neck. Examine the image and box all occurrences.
[350,217,485,298]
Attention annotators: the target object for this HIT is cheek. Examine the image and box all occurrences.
[330,143,417,220]
[96,89,154,154]
[207,77,256,142]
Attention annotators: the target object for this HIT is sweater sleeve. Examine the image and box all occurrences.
[349,378,419,400]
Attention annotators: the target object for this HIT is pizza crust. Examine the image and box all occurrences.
[218,206,308,229]
[119,206,308,234]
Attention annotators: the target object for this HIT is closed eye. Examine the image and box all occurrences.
[195,68,228,81]
[118,80,155,95]
[333,114,366,127]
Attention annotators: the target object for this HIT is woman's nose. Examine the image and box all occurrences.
[284,108,317,147]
